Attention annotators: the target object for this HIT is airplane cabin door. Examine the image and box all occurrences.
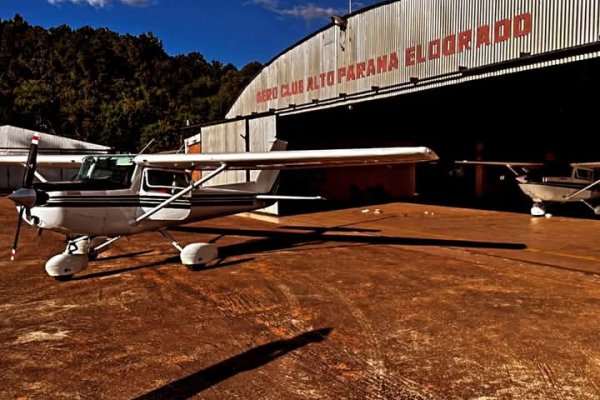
[138,168,191,221]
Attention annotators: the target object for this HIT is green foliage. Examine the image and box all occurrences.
[0,15,262,152]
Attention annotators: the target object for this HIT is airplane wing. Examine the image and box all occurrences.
[135,146,438,170]
[456,160,544,167]
[570,162,600,169]
[0,154,86,168]
[455,160,545,176]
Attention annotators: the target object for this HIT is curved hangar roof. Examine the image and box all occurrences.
[227,0,600,118]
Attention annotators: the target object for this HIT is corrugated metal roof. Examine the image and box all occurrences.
[0,125,109,154]
[226,0,600,119]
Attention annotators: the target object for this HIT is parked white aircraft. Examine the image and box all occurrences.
[2,133,438,280]
[456,160,600,216]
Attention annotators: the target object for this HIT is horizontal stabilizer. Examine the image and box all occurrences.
[570,161,600,168]
[255,195,325,201]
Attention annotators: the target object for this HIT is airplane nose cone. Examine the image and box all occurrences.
[8,188,38,209]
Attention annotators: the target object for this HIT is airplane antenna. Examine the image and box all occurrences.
[138,138,155,155]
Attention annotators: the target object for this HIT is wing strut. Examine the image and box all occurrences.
[564,179,600,200]
[135,163,228,223]
[33,170,48,183]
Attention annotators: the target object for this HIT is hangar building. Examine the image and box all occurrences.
[187,0,600,213]
[0,125,109,191]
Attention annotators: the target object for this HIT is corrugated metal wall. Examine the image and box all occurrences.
[249,115,278,214]
[200,116,277,186]
[201,120,246,186]
[227,0,600,117]
[249,115,277,180]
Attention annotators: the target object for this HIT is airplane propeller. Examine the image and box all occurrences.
[8,133,41,260]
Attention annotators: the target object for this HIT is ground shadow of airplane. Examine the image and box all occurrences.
[72,222,525,281]
[132,328,333,400]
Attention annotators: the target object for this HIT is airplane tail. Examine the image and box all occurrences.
[251,139,287,194]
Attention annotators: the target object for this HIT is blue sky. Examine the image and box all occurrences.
[1,0,381,67]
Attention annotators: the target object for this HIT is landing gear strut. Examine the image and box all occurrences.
[581,200,600,216]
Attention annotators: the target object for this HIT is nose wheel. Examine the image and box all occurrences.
[45,236,120,280]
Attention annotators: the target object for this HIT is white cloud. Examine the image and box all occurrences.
[250,0,344,21]
[120,0,151,5]
[48,0,151,7]
[252,0,279,9]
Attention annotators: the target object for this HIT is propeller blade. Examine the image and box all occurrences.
[23,133,40,188]
[10,133,41,260]
[11,207,25,261]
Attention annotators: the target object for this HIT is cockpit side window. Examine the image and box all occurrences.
[143,169,190,194]
[574,168,592,181]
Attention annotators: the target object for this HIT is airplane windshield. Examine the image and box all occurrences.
[76,156,136,187]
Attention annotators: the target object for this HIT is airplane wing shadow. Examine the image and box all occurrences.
[132,327,333,400]
[168,225,527,261]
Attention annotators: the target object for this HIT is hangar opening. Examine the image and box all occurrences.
[274,55,600,213]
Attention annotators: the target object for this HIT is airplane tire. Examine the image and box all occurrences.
[530,203,546,217]
[180,243,218,266]
[186,264,205,271]
[88,250,99,261]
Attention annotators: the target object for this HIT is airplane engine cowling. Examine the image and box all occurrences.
[180,243,218,266]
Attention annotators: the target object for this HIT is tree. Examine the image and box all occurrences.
[0,15,263,151]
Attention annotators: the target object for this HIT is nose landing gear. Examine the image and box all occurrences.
[45,236,119,281]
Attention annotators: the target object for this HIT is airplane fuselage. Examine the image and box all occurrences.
[27,186,271,237]
[24,155,273,237]
[517,180,599,203]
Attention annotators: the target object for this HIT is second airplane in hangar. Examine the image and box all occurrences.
[456,160,600,216]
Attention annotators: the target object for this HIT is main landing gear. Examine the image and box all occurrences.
[530,202,546,217]
[45,236,118,281]
[160,230,218,269]
[581,200,600,216]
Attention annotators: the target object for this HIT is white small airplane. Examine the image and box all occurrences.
[2,133,438,280]
[456,160,600,216]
